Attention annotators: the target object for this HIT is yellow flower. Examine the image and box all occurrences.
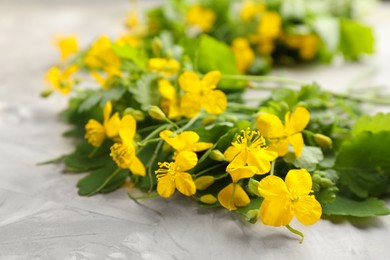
[256,107,310,158]
[231,37,255,72]
[90,67,121,90]
[125,11,139,29]
[158,79,181,119]
[84,35,121,73]
[110,115,146,176]
[159,130,213,157]
[85,101,121,147]
[258,12,281,39]
[186,4,216,32]
[179,71,227,118]
[224,129,278,174]
[218,183,250,210]
[240,0,265,21]
[284,34,319,60]
[44,65,78,95]
[55,35,79,61]
[258,169,322,227]
[115,34,141,48]
[148,58,180,77]
[155,151,197,198]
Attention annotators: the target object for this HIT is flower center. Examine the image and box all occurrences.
[110,143,134,168]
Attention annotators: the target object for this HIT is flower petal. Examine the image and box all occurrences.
[191,142,213,152]
[256,113,285,139]
[202,71,221,90]
[218,183,250,211]
[157,174,175,198]
[268,138,289,157]
[160,130,182,151]
[258,175,288,200]
[227,165,257,183]
[118,115,136,145]
[129,155,146,176]
[288,133,304,158]
[103,101,112,122]
[175,151,198,171]
[175,172,196,196]
[179,71,201,93]
[158,79,176,100]
[202,90,227,115]
[105,112,121,138]
[247,150,272,174]
[178,131,200,149]
[285,169,312,196]
[260,199,293,227]
[224,146,242,162]
[180,93,202,118]
[286,106,310,134]
[234,184,250,207]
[294,195,322,225]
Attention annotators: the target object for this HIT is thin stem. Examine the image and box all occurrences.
[228,182,237,210]
[87,168,122,196]
[286,225,305,244]
[138,138,161,147]
[221,74,307,86]
[192,163,226,178]
[147,140,164,192]
[331,93,390,106]
[88,146,100,158]
[164,117,180,130]
[270,160,275,176]
[176,112,202,133]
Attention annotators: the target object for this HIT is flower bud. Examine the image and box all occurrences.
[313,133,333,149]
[209,150,225,161]
[151,37,162,55]
[124,108,145,121]
[246,209,260,224]
[200,194,217,204]
[40,89,53,98]
[194,176,214,190]
[247,178,261,197]
[148,106,166,120]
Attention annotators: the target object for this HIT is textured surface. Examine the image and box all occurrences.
[1,1,390,259]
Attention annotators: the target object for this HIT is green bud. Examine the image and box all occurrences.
[151,37,162,55]
[209,150,225,161]
[148,106,166,121]
[246,209,260,224]
[40,89,53,98]
[124,108,145,121]
[314,133,333,149]
[200,194,217,204]
[194,176,214,190]
[320,178,334,188]
[247,178,261,197]
[312,174,322,184]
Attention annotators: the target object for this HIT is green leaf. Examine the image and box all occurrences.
[335,131,390,198]
[78,87,126,113]
[196,35,244,90]
[322,196,390,217]
[353,112,390,136]
[111,43,148,69]
[283,146,324,171]
[128,73,159,111]
[77,162,128,196]
[339,19,374,60]
[64,140,112,172]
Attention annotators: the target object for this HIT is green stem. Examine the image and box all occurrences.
[88,146,100,158]
[176,112,202,133]
[147,140,164,193]
[164,117,180,130]
[192,163,226,178]
[221,74,307,86]
[270,160,275,176]
[228,102,259,112]
[286,225,305,244]
[87,168,122,196]
[138,138,161,147]
[331,93,390,106]
[228,182,237,210]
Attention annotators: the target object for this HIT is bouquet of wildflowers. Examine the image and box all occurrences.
[43,0,390,242]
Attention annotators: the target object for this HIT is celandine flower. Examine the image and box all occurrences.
[110,115,146,176]
[45,65,78,95]
[159,130,213,158]
[155,151,197,198]
[256,106,310,158]
[158,79,181,119]
[240,0,265,21]
[148,58,180,77]
[231,38,255,73]
[179,71,227,118]
[224,129,278,174]
[258,169,322,227]
[85,101,120,147]
[55,35,79,61]
[185,4,216,32]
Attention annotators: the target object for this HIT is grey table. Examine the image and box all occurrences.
[1,1,390,259]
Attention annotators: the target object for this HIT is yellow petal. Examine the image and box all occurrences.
[175,151,198,171]
[63,65,78,77]
[104,112,121,138]
[286,106,310,134]
[180,93,202,118]
[160,130,181,150]
[194,176,214,190]
[45,67,61,84]
[85,119,105,147]
[268,138,289,157]
[288,133,304,158]
[294,195,322,225]
[260,198,293,227]
[178,131,200,149]
[258,175,288,200]
[227,165,257,183]
[191,142,213,152]
[175,172,196,196]
[202,90,227,115]
[119,115,137,145]
[103,101,112,122]
[224,146,241,162]
[256,113,285,139]
[247,150,272,174]
[285,169,312,196]
[129,155,146,176]
[179,71,200,93]
[218,183,250,211]
[202,71,221,90]
[157,174,176,198]
[158,79,176,100]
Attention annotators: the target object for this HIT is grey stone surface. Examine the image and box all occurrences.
[0,0,389,259]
